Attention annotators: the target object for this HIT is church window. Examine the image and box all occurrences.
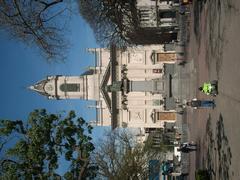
[60,83,80,92]
[153,69,163,73]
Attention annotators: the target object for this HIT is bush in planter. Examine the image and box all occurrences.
[195,169,210,180]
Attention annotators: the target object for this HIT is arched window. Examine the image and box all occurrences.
[60,83,80,92]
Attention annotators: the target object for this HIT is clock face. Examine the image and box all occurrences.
[45,84,53,91]
[129,52,144,64]
[131,111,143,121]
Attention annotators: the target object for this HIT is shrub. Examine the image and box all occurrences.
[195,169,210,180]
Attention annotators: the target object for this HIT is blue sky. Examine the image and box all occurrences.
[0,8,108,144]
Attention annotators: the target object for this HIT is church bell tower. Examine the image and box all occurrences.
[29,72,99,100]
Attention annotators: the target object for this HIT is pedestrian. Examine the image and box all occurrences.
[199,82,212,95]
[180,142,197,150]
[186,98,215,109]
[178,60,187,66]
[177,146,196,153]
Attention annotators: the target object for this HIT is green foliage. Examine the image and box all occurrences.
[94,130,162,179]
[0,109,97,179]
[64,172,74,180]
[195,170,210,180]
[78,0,137,47]
[144,130,174,153]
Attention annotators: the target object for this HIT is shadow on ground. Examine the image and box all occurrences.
[204,113,232,180]
[193,0,239,78]
[204,0,238,78]
[206,0,224,78]
[193,0,207,41]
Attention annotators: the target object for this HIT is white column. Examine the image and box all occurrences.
[127,96,162,100]
[127,64,163,69]
[128,105,163,109]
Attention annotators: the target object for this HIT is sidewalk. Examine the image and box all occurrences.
[172,6,199,176]
[184,0,211,179]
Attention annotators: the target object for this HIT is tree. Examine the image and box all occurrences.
[0,0,71,61]
[94,130,164,179]
[145,129,175,153]
[0,109,97,179]
[78,0,178,46]
[78,0,138,47]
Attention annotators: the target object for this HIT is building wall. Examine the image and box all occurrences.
[46,45,178,129]
[137,0,180,29]
[115,45,177,129]
[32,44,178,130]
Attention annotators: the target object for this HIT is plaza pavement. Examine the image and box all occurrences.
[182,0,240,179]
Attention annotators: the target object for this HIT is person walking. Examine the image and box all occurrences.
[199,82,212,95]
[186,98,215,109]
[177,141,198,153]
[180,142,197,150]
[177,145,197,153]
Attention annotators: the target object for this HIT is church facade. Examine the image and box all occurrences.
[30,45,178,130]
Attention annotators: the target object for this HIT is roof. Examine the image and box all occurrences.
[109,44,118,129]
[80,69,95,76]
[29,79,49,96]
[100,63,112,112]
[99,44,119,130]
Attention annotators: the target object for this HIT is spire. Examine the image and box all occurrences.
[28,86,35,90]
[29,79,49,96]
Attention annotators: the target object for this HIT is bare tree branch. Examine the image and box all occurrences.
[0,0,70,61]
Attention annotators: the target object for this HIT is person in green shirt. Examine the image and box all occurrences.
[199,82,212,95]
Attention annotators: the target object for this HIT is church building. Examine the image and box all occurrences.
[30,45,178,130]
